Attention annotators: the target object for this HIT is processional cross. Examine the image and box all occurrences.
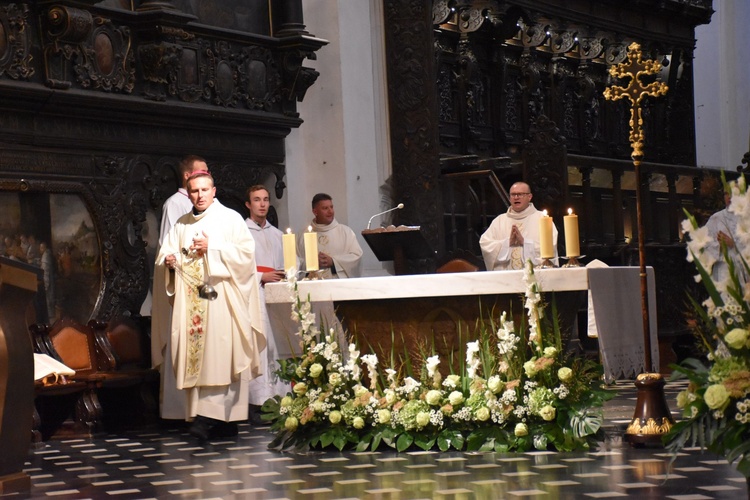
[604,43,671,445]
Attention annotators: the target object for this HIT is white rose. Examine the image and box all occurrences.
[539,405,556,421]
[557,367,573,383]
[384,389,397,405]
[329,410,342,424]
[353,417,365,429]
[309,363,324,378]
[514,423,528,436]
[416,411,430,428]
[293,382,307,395]
[377,409,391,424]
[475,407,490,421]
[448,391,464,406]
[329,373,342,386]
[425,389,443,406]
[487,375,503,394]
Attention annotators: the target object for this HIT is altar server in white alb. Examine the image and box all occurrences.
[156,172,266,440]
[151,155,209,421]
[244,184,291,423]
[479,182,558,270]
[301,193,363,279]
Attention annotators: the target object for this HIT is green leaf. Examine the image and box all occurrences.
[414,434,436,451]
[396,433,414,452]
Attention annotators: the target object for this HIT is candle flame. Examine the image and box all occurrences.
[308,226,313,232]
[286,228,292,234]
[568,208,573,215]
[542,209,548,216]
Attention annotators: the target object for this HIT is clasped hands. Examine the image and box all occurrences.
[717,230,735,249]
[318,251,334,269]
[509,225,524,246]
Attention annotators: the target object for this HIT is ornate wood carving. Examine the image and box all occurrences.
[0,3,34,80]
[522,114,568,219]
[384,0,443,272]
[0,1,324,319]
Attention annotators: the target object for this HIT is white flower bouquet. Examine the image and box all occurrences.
[264,262,612,452]
[666,174,750,478]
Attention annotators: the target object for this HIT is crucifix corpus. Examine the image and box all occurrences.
[603,42,673,446]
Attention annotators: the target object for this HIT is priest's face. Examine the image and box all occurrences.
[313,199,335,225]
[187,175,216,212]
[509,182,533,212]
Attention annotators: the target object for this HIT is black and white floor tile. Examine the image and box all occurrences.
[4,381,747,499]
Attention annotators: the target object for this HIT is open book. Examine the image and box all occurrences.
[34,353,76,385]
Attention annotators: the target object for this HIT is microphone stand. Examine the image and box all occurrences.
[366,203,404,230]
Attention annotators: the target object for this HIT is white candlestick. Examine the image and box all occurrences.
[539,210,554,259]
[564,208,580,257]
[304,227,319,271]
[282,229,296,273]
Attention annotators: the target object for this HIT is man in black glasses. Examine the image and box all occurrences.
[479,182,558,270]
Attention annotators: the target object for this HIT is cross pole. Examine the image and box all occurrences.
[604,43,672,446]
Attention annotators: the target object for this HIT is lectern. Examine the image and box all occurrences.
[361,226,435,275]
[0,257,39,493]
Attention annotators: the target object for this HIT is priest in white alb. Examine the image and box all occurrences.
[156,172,266,441]
[479,182,559,270]
[300,193,363,279]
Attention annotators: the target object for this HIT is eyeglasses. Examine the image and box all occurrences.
[509,193,530,198]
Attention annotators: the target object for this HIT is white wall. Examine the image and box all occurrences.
[277,0,392,276]
[694,0,750,170]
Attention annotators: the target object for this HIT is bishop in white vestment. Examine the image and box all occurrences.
[156,173,265,435]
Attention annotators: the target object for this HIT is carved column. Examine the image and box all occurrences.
[274,0,307,36]
[383,0,443,271]
[137,1,177,11]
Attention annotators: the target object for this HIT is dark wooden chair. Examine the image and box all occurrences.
[436,249,485,273]
[31,318,104,441]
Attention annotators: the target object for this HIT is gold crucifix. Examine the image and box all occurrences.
[604,42,668,159]
[604,42,672,446]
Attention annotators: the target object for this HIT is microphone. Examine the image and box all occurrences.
[367,203,404,230]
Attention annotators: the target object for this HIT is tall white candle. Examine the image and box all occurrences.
[539,210,554,259]
[564,208,580,257]
[304,226,319,271]
[282,228,296,273]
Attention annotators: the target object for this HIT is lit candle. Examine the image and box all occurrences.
[304,226,319,271]
[539,210,554,259]
[282,228,296,273]
[564,208,580,257]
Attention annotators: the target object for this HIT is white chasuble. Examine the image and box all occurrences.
[156,200,266,421]
[479,203,559,271]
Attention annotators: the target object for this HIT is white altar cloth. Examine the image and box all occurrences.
[264,267,658,382]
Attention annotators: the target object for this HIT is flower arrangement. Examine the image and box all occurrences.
[263,261,613,452]
[666,174,750,478]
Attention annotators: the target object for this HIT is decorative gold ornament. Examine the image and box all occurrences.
[603,42,668,160]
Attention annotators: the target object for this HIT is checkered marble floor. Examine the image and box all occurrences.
[4,381,748,499]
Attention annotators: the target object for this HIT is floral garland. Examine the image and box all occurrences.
[666,174,750,477]
[263,261,613,452]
